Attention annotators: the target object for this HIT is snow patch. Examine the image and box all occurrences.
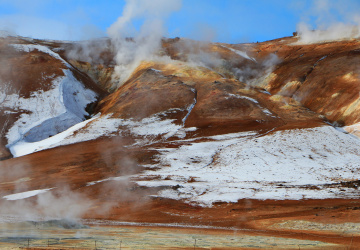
[9,116,97,157]
[150,68,162,73]
[126,116,182,137]
[227,93,259,104]
[5,69,97,157]
[9,112,197,157]
[137,126,360,206]
[222,45,257,62]
[182,98,197,125]
[86,175,134,186]
[3,188,53,201]
[227,93,277,118]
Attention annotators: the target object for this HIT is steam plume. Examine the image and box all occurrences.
[296,0,360,43]
[0,187,93,221]
[107,0,182,85]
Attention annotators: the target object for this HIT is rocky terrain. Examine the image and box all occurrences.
[1,33,360,248]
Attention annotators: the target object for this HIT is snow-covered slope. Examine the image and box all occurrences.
[0,43,98,157]
[9,111,196,157]
[137,126,360,206]
[21,110,358,206]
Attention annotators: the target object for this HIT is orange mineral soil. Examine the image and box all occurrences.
[1,34,360,249]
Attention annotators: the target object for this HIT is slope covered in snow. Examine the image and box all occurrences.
[4,69,97,156]
[0,43,98,157]
[137,126,360,206]
[9,111,197,157]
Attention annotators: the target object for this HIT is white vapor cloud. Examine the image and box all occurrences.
[296,0,360,43]
[107,0,182,85]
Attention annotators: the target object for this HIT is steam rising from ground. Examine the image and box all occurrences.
[65,38,114,65]
[235,53,281,86]
[175,40,281,86]
[297,22,360,44]
[0,136,151,224]
[65,0,280,89]
[1,187,93,221]
[296,0,360,43]
[107,0,182,85]
[0,157,93,221]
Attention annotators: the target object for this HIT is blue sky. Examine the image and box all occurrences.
[0,0,359,43]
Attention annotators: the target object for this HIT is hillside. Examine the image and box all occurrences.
[1,34,360,248]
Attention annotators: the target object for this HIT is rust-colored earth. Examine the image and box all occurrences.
[1,35,360,249]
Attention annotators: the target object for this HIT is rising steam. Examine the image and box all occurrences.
[297,22,360,44]
[107,0,182,85]
[0,187,93,221]
[296,0,360,43]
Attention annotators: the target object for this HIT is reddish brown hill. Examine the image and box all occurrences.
[1,35,360,249]
[65,36,360,128]
[159,37,360,127]
[248,38,360,126]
